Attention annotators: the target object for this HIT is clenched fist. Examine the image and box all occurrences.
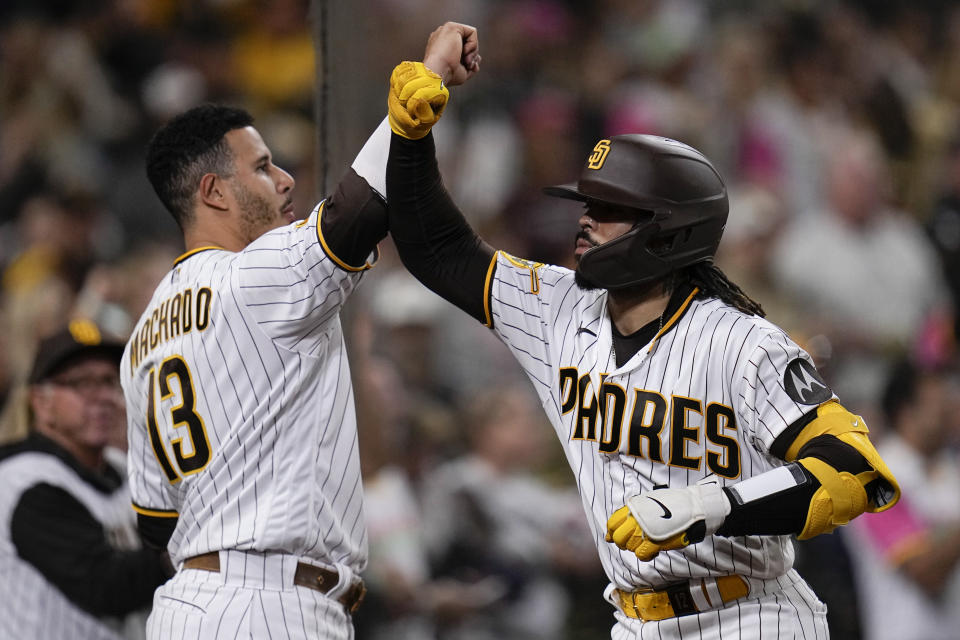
[606,483,731,561]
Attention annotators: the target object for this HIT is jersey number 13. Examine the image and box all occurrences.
[146,355,211,482]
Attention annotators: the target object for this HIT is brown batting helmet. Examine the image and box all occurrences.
[543,134,728,289]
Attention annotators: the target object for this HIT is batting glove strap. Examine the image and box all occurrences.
[626,483,732,543]
[388,61,449,140]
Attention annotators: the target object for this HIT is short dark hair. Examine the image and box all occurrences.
[145,104,254,229]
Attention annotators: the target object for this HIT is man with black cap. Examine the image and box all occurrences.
[385,61,900,638]
[0,319,170,640]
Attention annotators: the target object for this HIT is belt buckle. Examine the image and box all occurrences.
[619,590,642,620]
[618,588,650,622]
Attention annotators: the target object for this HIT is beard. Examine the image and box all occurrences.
[234,181,280,244]
[574,266,601,291]
[574,241,669,299]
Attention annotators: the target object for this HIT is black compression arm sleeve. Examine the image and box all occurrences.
[319,168,387,268]
[11,484,169,617]
[717,471,819,536]
[387,132,496,325]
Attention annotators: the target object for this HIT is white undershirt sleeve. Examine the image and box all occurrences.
[350,117,391,199]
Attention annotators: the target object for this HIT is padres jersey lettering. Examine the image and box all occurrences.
[121,202,370,574]
[562,373,743,477]
[488,251,832,591]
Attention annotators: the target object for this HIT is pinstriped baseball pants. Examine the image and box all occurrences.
[610,570,830,640]
[146,552,354,640]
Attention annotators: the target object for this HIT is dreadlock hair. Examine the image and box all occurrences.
[678,261,765,317]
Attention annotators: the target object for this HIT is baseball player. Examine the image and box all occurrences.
[121,24,479,640]
[383,57,901,637]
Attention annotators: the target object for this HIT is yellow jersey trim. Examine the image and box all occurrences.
[482,252,499,328]
[648,287,699,353]
[132,503,180,518]
[315,202,377,272]
[501,252,544,294]
[174,246,225,267]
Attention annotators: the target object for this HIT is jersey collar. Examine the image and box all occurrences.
[602,283,700,374]
[173,245,226,266]
[647,284,699,353]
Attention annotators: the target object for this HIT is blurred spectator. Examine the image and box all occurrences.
[771,129,951,409]
[229,0,315,113]
[353,309,519,640]
[442,113,521,230]
[0,189,150,387]
[357,397,508,640]
[746,8,848,219]
[365,268,455,401]
[499,89,583,266]
[420,387,601,640]
[848,357,960,640]
[71,242,182,341]
[2,194,84,379]
[599,0,711,145]
[698,18,778,187]
[364,266,528,405]
[0,319,170,640]
[927,134,960,341]
[714,185,795,326]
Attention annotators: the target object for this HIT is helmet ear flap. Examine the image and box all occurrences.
[577,222,670,289]
[648,231,677,257]
[647,227,696,257]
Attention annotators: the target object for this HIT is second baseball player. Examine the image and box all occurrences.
[383,51,900,638]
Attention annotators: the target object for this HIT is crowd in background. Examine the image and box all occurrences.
[2,0,960,638]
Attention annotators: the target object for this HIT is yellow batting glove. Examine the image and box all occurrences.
[606,505,644,550]
[606,484,731,562]
[388,61,449,140]
[606,505,690,561]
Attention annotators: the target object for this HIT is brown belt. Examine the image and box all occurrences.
[616,575,750,621]
[182,552,366,614]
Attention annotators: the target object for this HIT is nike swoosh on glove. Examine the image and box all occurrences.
[606,483,731,561]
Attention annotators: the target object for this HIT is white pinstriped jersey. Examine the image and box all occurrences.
[121,202,370,576]
[0,450,143,640]
[488,252,836,593]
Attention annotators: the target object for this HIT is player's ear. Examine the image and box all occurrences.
[199,173,230,212]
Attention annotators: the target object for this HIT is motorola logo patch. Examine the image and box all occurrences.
[783,358,832,404]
